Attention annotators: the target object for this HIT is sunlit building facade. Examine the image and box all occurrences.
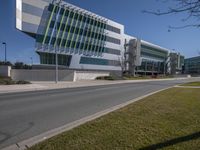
[16,0,184,75]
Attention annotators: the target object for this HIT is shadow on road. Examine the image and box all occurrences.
[140,131,200,150]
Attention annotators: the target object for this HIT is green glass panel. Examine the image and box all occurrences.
[42,4,56,44]
[83,15,92,51]
[74,14,84,49]
[86,17,95,51]
[90,19,100,52]
[80,57,108,65]
[100,23,107,53]
[64,10,76,48]
[54,8,67,47]
[97,21,104,53]
[94,20,101,52]
[141,45,168,55]
[69,12,81,48]
[78,16,89,51]
[59,8,72,48]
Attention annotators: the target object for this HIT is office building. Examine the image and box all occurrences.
[185,56,200,74]
[16,0,184,75]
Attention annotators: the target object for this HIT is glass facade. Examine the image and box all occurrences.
[185,56,200,74]
[141,45,168,61]
[80,57,120,66]
[36,3,121,56]
[136,44,168,74]
[38,52,72,66]
[137,59,164,74]
[18,0,183,72]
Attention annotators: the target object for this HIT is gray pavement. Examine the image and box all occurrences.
[0,78,200,149]
[0,78,195,94]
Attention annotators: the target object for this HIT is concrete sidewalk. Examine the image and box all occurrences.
[0,77,194,94]
[175,85,200,88]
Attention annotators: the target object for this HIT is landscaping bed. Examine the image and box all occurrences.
[96,75,173,81]
[0,76,30,85]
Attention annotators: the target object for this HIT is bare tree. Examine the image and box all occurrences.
[143,0,200,29]
[118,55,125,75]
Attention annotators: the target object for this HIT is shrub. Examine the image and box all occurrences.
[96,76,115,81]
[0,79,16,85]
[0,77,31,85]
[16,80,31,84]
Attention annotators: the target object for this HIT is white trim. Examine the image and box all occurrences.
[141,40,170,53]
[23,0,49,9]
[16,0,22,30]
[141,57,164,62]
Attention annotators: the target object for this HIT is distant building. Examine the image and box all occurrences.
[16,0,184,75]
[169,52,184,75]
[123,35,169,75]
[185,56,200,74]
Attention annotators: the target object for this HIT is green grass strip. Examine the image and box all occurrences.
[42,5,56,44]
[181,81,200,86]
[30,88,200,150]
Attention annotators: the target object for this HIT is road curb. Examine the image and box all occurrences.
[174,85,200,88]
[0,77,189,94]
[2,86,172,150]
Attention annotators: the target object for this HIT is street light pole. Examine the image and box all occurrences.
[55,29,58,84]
[164,60,166,76]
[2,42,7,62]
[53,0,62,83]
[55,2,61,84]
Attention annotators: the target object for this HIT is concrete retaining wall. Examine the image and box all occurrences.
[110,70,122,77]
[11,69,111,81]
[11,69,74,81]
[74,71,110,81]
[0,66,11,77]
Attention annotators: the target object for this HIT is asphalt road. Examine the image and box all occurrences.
[0,78,199,149]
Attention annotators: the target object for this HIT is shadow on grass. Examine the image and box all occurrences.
[140,131,200,150]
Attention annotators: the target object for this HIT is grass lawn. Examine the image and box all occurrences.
[181,81,200,86]
[29,88,200,150]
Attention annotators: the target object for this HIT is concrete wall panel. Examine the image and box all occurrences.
[74,71,110,81]
[11,69,74,81]
[0,66,11,77]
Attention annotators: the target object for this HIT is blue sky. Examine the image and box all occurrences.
[0,0,199,64]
